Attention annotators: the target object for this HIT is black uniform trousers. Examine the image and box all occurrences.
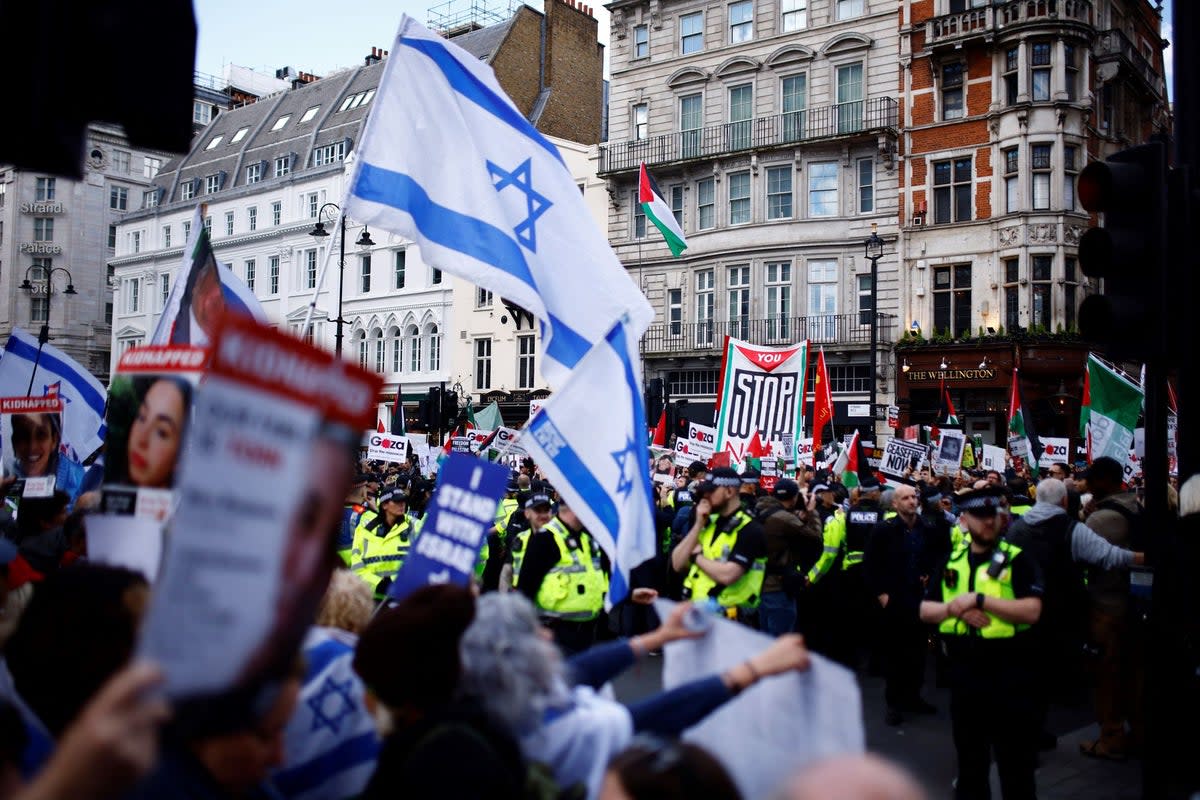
[946,638,1038,800]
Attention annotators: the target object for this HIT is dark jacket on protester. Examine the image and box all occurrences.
[865,512,944,618]
[755,496,822,594]
[363,700,526,800]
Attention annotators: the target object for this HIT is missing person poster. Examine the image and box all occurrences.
[933,429,966,476]
[101,346,207,518]
[89,347,206,579]
[0,395,65,498]
[713,338,808,466]
[387,452,508,602]
[138,315,381,727]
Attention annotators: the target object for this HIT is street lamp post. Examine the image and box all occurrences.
[308,204,374,357]
[19,265,76,394]
[864,223,885,429]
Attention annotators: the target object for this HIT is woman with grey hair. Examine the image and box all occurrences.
[459,592,811,799]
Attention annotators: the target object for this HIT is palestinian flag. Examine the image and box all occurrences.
[833,431,861,489]
[1082,354,1143,465]
[390,388,406,435]
[937,378,959,426]
[650,410,667,447]
[639,163,688,257]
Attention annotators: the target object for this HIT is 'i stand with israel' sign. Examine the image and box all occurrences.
[387,453,509,601]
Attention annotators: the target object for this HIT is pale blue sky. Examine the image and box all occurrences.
[193,0,1173,96]
[193,0,604,79]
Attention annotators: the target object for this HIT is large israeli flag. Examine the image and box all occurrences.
[0,328,107,460]
[343,15,651,382]
[520,321,657,606]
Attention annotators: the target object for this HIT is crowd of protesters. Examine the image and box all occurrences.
[0,437,1193,800]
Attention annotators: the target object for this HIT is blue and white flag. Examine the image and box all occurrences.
[153,207,265,347]
[520,321,657,607]
[343,15,651,383]
[269,627,379,800]
[0,328,106,460]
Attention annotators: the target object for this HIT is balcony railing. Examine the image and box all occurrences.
[1094,28,1164,97]
[926,6,994,48]
[994,0,1091,30]
[599,98,899,175]
[926,1,1091,47]
[640,313,897,355]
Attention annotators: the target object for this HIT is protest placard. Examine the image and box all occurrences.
[387,453,508,602]
[100,346,207,522]
[364,431,409,463]
[1036,437,1070,470]
[657,600,863,799]
[138,316,381,724]
[673,422,716,467]
[880,439,927,480]
[713,338,807,464]
[933,429,965,476]
[0,396,65,498]
[982,444,1007,472]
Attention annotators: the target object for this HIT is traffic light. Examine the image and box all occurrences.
[645,377,664,425]
[670,398,689,439]
[423,387,440,429]
[440,388,458,429]
[1077,141,1169,361]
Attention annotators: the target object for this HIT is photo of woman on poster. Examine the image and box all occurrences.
[104,376,194,490]
[4,412,85,504]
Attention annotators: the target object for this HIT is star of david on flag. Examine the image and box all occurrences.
[343,14,651,385]
[521,321,657,607]
[488,159,552,251]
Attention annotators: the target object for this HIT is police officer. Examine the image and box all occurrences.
[739,467,761,514]
[832,476,883,669]
[339,473,371,566]
[500,491,555,592]
[350,484,422,599]
[670,466,767,624]
[920,485,1044,800]
[517,496,609,654]
[798,482,844,657]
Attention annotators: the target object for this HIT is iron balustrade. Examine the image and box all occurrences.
[639,313,897,354]
[599,97,899,175]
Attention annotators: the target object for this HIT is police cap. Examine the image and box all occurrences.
[708,467,742,488]
[379,485,408,505]
[955,485,1006,518]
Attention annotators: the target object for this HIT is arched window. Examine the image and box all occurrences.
[427,324,441,372]
[354,330,368,370]
[372,328,384,373]
[407,325,421,372]
[388,326,402,373]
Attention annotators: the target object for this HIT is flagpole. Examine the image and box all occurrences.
[25,327,48,396]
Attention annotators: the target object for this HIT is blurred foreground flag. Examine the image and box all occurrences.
[343,15,651,384]
[520,321,656,607]
[0,328,106,460]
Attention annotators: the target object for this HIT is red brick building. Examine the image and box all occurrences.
[894,0,1169,443]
